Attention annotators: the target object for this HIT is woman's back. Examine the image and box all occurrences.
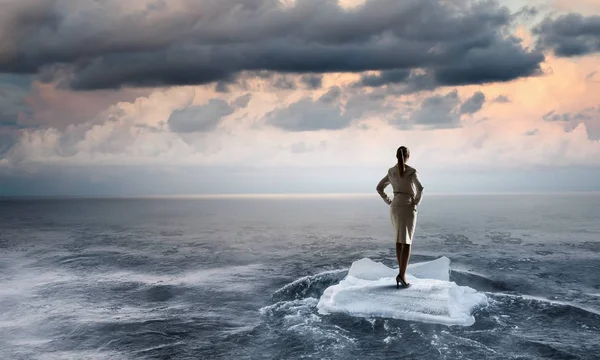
[377,164,424,206]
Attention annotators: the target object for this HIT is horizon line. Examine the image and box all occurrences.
[1,190,600,200]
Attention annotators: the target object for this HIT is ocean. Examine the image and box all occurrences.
[1,194,599,359]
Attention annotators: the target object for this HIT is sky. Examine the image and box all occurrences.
[0,0,599,196]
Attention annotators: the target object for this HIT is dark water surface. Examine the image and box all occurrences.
[1,194,599,359]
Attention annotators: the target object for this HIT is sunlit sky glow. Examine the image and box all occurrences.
[1,0,599,196]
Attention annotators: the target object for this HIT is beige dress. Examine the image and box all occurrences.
[376,164,424,244]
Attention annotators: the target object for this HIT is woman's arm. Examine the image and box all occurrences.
[376,174,392,205]
[412,171,424,206]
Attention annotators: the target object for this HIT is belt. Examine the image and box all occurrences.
[393,192,412,195]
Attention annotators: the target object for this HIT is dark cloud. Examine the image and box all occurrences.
[168,99,234,133]
[512,6,538,21]
[273,76,297,90]
[409,90,462,129]
[232,93,252,108]
[460,91,486,114]
[542,110,577,122]
[378,73,440,95]
[0,75,36,159]
[353,35,543,90]
[390,89,488,130]
[357,69,411,87]
[433,37,544,86]
[300,75,323,89]
[533,14,600,57]
[0,131,18,158]
[318,86,342,104]
[215,77,237,93]
[265,97,353,132]
[493,95,511,103]
[0,75,33,125]
[352,71,439,96]
[345,91,392,119]
[542,111,564,122]
[1,0,544,90]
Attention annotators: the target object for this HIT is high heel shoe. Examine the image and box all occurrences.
[396,274,410,289]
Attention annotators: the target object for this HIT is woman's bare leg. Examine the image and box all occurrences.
[400,244,411,281]
[395,242,404,273]
[395,243,412,288]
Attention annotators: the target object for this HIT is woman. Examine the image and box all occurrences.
[376,146,424,289]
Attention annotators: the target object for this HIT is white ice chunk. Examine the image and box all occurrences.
[317,257,487,326]
[346,258,397,280]
[408,256,450,282]
[348,257,450,282]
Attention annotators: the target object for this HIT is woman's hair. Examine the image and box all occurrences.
[396,146,410,177]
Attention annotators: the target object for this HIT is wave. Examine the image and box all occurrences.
[489,292,600,318]
[271,269,347,302]
[451,269,513,292]
[259,297,357,354]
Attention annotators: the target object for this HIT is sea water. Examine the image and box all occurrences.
[0,194,599,359]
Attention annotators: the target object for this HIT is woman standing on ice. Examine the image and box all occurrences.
[376,146,424,289]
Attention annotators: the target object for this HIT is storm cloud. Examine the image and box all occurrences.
[357,69,411,87]
[534,14,600,57]
[0,0,544,90]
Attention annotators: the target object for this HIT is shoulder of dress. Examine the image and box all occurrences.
[405,165,417,174]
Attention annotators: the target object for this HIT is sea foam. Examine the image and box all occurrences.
[317,257,488,326]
